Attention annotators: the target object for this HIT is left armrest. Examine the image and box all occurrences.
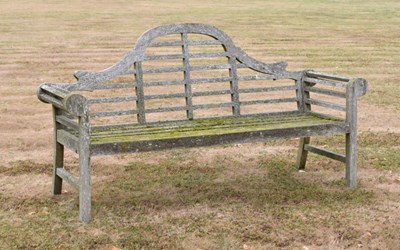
[37,83,89,117]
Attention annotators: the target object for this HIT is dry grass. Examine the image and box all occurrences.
[1,0,400,249]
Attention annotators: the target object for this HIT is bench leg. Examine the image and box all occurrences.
[79,152,91,223]
[296,137,310,170]
[78,114,92,223]
[52,106,64,195]
[345,132,357,188]
[53,142,64,194]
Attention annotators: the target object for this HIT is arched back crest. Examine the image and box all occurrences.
[134,23,236,56]
[73,23,294,88]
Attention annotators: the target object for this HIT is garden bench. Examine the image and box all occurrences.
[37,23,367,222]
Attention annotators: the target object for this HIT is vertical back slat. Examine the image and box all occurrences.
[181,33,194,119]
[301,73,311,112]
[134,62,146,123]
[228,57,240,115]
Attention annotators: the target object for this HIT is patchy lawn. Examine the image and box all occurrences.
[0,0,399,249]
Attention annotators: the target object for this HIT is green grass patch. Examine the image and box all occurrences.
[0,154,376,249]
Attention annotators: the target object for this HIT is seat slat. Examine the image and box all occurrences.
[92,114,321,138]
[91,110,303,131]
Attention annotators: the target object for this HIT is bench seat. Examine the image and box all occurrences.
[88,112,345,154]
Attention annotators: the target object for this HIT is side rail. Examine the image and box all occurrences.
[298,70,367,188]
[38,83,92,221]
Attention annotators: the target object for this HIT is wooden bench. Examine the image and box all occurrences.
[37,23,367,222]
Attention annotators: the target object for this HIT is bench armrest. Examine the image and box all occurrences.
[303,70,368,97]
[37,83,89,117]
[299,70,367,120]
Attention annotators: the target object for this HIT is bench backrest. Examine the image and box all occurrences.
[71,23,301,125]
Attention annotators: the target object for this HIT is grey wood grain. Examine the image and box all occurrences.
[181,32,194,119]
[55,115,79,131]
[296,137,310,170]
[346,80,358,188]
[78,112,91,223]
[304,144,346,163]
[228,56,240,115]
[57,129,78,153]
[56,168,80,190]
[134,62,146,124]
[91,123,349,155]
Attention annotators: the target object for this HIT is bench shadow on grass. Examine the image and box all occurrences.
[96,156,374,216]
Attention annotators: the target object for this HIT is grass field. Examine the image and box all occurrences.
[1,0,400,249]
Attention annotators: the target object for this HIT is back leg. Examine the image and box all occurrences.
[296,137,310,170]
[52,106,64,194]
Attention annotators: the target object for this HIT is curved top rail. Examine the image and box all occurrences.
[73,23,298,88]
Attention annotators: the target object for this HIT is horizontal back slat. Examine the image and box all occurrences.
[144,52,228,61]
[239,85,297,94]
[88,96,137,104]
[144,79,184,87]
[90,109,138,118]
[145,93,187,100]
[238,75,278,81]
[304,86,346,98]
[126,64,233,75]
[85,83,135,90]
[305,98,346,111]
[149,39,222,47]
[240,98,298,106]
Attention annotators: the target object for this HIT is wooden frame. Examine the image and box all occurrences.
[37,23,367,222]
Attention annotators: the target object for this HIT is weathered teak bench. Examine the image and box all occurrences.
[37,23,367,222]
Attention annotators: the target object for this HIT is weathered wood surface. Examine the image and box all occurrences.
[91,122,349,156]
[345,79,358,188]
[37,23,368,222]
[52,106,64,195]
[304,144,346,163]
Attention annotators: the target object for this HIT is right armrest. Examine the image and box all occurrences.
[37,83,89,117]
